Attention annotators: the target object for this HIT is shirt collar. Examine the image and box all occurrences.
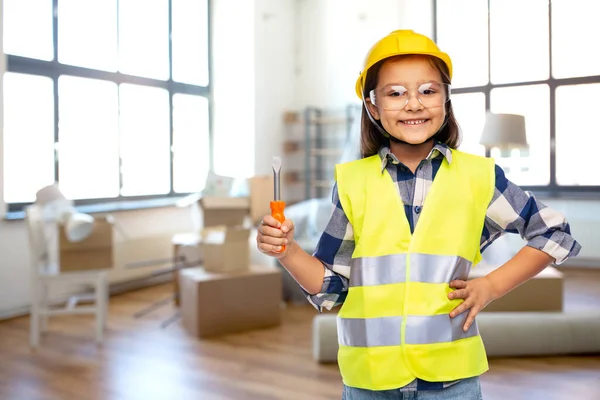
[378,141,453,172]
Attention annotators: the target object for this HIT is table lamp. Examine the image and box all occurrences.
[480,112,528,157]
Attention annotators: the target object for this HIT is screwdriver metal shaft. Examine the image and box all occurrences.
[272,156,282,201]
[270,156,286,253]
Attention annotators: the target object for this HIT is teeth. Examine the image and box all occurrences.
[403,120,426,125]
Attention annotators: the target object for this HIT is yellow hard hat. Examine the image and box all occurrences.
[355,30,453,99]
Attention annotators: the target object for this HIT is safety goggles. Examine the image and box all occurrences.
[369,82,451,110]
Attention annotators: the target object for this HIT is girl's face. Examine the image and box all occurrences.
[367,55,447,145]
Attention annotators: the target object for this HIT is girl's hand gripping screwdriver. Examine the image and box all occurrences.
[270,156,286,253]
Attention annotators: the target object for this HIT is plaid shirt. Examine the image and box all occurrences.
[306,142,581,392]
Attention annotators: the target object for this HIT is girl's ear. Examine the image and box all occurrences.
[366,96,380,120]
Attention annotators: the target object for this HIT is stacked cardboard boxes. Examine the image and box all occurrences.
[198,196,251,273]
[183,175,275,273]
[177,175,283,338]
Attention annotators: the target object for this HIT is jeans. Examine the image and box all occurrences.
[342,377,483,400]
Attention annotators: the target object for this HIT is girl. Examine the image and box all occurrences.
[256,30,581,399]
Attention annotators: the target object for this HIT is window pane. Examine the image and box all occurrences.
[556,84,600,185]
[58,76,119,200]
[552,0,600,79]
[436,0,488,88]
[490,0,549,84]
[119,84,171,196]
[172,94,209,193]
[3,0,53,60]
[58,0,117,71]
[451,93,486,156]
[3,73,55,203]
[119,0,169,80]
[490,85,550,185]
[172,0,209,86]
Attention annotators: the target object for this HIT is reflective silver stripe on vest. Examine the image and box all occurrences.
[337,316,402,347]
[350,254,406,287]
[405,313,478,344]
[337,313,478,347]
[349,253,471,287]
[409,254,472,283]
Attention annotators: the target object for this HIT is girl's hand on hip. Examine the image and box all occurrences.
[448,277,498,332]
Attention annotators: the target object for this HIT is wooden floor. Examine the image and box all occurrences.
[1,269,599,400]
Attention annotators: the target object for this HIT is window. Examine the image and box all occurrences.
[3,0,211,210]
[435,0,600,194]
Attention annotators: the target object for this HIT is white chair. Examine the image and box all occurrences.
[25,205,109,348]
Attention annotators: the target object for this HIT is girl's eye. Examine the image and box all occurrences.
[418,83,439,95]
[388,87,407,97]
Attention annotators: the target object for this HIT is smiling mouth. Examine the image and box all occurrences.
[400,119,429,125]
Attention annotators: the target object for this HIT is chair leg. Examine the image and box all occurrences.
[30,280,40,348]
[95,274,108,344]
[40,282,48,333]
[102,274,109,329]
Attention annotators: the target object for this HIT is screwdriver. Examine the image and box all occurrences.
[271,156,286,253]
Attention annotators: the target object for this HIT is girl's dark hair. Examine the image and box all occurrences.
[359,55,461,158]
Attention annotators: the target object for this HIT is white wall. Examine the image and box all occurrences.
[212,0,296,178]
[212,0,256,178]
[253,0,297,176]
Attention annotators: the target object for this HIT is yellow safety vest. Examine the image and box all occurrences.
[334,149,495,391]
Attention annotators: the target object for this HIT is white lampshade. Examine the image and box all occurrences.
[34,183,95,242]
[480,112,528,150]
[36,183,67,205]
[64,213,95,242]
[35,183,74,220]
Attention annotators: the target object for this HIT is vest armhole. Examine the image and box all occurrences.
[476,156,497,264]
[486,157,496,207]
[334,163,354,225]
[453,149,496,206]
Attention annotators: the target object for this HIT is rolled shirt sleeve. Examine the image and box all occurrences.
[481,164,582,264]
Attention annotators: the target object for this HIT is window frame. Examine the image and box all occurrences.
[4,0,213,213]
[433,0,600,197]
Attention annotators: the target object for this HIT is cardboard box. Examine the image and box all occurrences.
[201,226,250,273]
[59,217,114,272]
[249,175,275,225]
[185,176,275,275]
[179,265,282,338]
[199,196,250,228]
[198,175,276,228]
[469,264,563,312]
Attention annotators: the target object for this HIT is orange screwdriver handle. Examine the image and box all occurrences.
[270,200,286,253]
